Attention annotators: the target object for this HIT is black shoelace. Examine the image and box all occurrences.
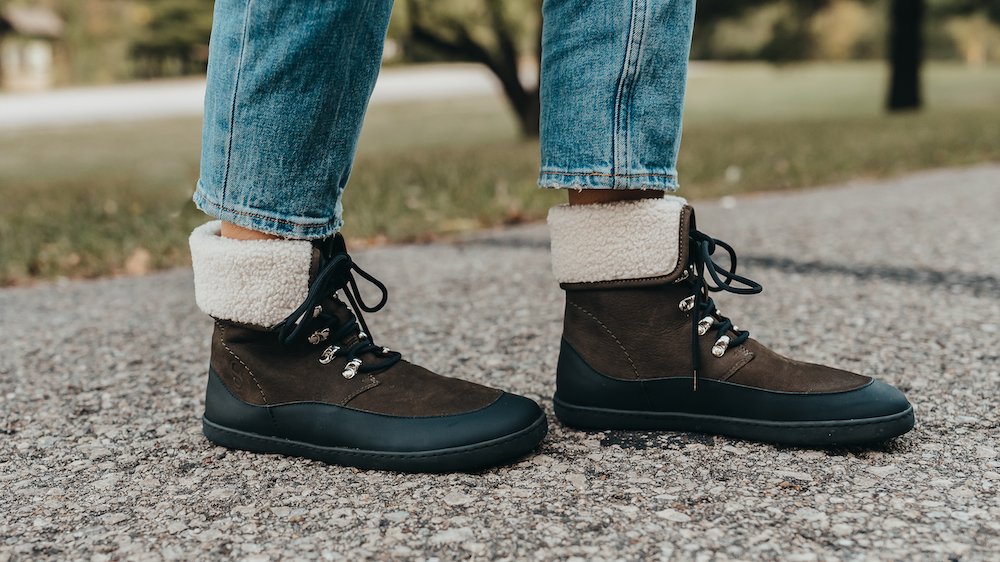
[686,229,763,389]
[273,246,402,375]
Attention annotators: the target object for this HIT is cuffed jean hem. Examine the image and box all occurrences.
[193,181,342,240]
[537,168,679,191]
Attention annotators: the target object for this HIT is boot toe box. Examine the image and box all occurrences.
[205,368,547,460]
[281,392,547,454]
[841,378,912,420]
[410,391,546,451]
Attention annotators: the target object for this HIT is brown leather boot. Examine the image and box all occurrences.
[546,197,914,446]
[189,222,546,472]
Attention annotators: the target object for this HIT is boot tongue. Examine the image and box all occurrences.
[314,294,397,367]
[319,296,367,348]
[312,233,348,263]
[307,234,349,285]
[304,238,375,353]
[305,235,355,318]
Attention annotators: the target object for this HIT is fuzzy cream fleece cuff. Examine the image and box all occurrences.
[547,196,688,284]
[189,221,313,327]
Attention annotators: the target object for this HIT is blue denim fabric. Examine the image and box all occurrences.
[195,0,694,239]
[539,0,695,191]
[194,0,393,239]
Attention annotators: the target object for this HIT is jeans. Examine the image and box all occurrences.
[194,0,696,239]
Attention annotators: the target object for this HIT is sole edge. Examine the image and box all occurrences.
[203,413,548,473]
[553,397,914,446]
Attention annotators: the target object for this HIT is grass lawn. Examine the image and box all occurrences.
[1,62,999,284]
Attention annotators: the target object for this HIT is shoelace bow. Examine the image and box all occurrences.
[273,249,402,376]
[686,229,763,390]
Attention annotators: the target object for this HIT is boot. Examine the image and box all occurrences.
[189,222,546,472]
[547,197,914,446]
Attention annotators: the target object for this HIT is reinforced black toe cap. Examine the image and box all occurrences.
[396,391,547,452]
[479,392,547,438]
[842,378,912,420]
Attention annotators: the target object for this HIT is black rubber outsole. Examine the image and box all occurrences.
[553,397,915,446]
[203,413,548,473]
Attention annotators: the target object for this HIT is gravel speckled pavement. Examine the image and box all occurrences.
[2,166,999,561]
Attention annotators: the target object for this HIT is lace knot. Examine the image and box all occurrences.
[273,235,401,375]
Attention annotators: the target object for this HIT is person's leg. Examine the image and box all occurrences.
[541,0,913,445]
[188,0,546,472]
[539,0,693,202]
[194,0,388,239]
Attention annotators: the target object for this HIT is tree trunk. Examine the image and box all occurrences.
[515,90,540,138]
[887,0,924,111]
[406,0,542,138]
[489,55,540,139]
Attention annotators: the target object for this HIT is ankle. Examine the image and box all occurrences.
[220,221,284,241]
[567,189,665,206]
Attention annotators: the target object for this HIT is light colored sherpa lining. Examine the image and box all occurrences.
[547,196,687,283]
[189,221,313,327]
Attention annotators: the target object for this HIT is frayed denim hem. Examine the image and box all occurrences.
[193,182,343,240]
[537,169,680,191]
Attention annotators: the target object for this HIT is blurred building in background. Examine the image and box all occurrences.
[0,4,63,91]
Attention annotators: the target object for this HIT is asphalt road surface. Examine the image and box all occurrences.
[2,166,999,560]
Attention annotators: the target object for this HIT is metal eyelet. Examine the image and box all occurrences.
[342,358,362,379]
[711,336,731,358]
[308,328,331,345]
[697,316,715,336]
[679,295,695,312]
[294,304,324,326]
[319,345,339,364]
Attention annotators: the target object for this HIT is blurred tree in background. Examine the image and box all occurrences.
[402,0,541,138]
[695,0,924,109]
[884,0,1000,110]
[935,0,1000,62]
[887,0,925,111]
[693,0,827,62]
[5,0,1000,117]
[130,0,213,77]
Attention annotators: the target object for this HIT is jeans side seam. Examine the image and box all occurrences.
[612,0,648,188]
[220,0,255,204]
[611,0,638,188]
[625,0,650,178]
